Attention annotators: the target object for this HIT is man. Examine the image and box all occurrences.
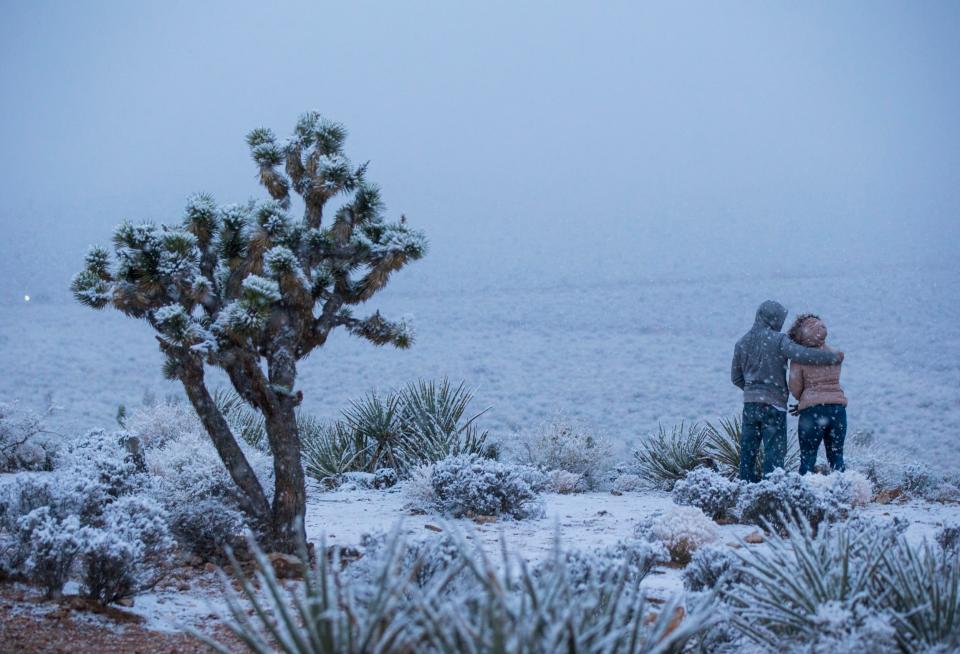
[731,300,843,482]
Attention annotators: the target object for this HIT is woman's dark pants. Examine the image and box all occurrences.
[739,403,787,483]
[797,404,847,474]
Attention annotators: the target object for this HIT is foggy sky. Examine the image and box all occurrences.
[1,0,958,302]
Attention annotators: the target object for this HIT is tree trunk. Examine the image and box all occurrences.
[264,400,307,552]
[264,326,308,553]
[180,359,271,523]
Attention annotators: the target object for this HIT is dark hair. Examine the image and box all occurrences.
[787,313,821,344]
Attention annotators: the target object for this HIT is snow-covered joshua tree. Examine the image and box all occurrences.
[72,113,426,551]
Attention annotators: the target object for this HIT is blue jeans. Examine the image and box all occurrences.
[740,403,787,483]
[798,404,847,475]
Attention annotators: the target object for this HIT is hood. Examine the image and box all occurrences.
[755,300,788,331]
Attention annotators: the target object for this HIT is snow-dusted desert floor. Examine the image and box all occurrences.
[44,485,960,636]
[3,262,958,467]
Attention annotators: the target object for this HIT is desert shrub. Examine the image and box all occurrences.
[122,400,201,450]
[632,422,710,490]
[373,467,398,489]
[146,424,272,510]
[170,499,248,563]
[402,463,436,512]
[611,473,643,493]
[735,469,860,533]
[671,467,742,520]
[430,455,547,519]
[195,528,715,654]
[60,429,147,502]
[683,543,743,592]
[15,507,84,598]
[702,415,800,480]
[543,468,586,494]
[902,462,939,497]
[79,495,175,605]
[936,524,960,554]
[0,402,58,472]
[512,417,615,491]
[635,506,719,565]
[539,538,669,590]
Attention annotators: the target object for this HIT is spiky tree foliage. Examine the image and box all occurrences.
[72,113,427,551]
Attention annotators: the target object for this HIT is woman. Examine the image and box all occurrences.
[787,314,848,474]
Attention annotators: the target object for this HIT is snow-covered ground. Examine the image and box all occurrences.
[111,485,960,633]
[2,262,958,468]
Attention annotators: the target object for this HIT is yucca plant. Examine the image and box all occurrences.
[703,415,800,480]
[879,540,960,651]
[342,391,404,473]
[632,422,710,490]
[193,526,714,654]
[299,417,371,482]
[395,378,489,470]
[215,389,267,451]
[728,514,892,648]
[191,527,428,653]
[422,531,713,654]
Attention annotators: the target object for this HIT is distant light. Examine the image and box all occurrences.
[23,295,30,302]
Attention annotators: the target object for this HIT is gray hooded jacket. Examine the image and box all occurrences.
[731,300,842,409]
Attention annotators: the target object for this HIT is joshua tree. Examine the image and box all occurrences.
[72,112,426,551]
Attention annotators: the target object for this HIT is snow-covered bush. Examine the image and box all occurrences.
[512,418,615,491]
[671,467,742,520]
[936,524,960,554]
[170,499,247,563]
[683,543,743,592]
[403,463,436,512]
[635,505,719,564]
[735,469,857,532]
[0,402,58,472]
[803,470,873,508]
[430,455,547,519]
[79,495,175,605]
[543,468,587,494]
[146,423,272,508]
[631,422,709,490]
[611,473,643,493]
[373,467,398,489]
[122,400,200,450]
[539,538,669,590]
[15,507,84,598]
[60,429,146,502]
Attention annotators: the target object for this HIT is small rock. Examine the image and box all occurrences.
[610,489,623,496]
[424,523,443,532]
[596,510,609,516]
[744,532,764,544]
[267,552,304,579]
